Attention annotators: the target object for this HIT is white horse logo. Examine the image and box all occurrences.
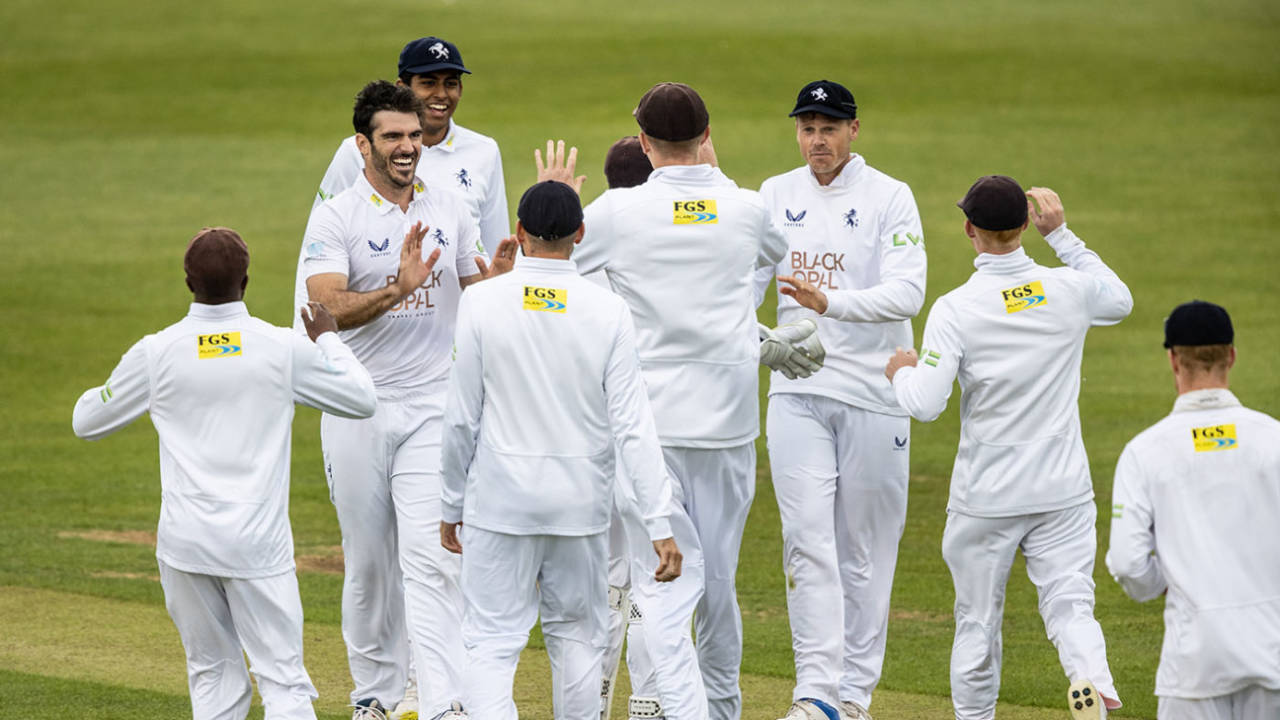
[429,42,449,60]
[811,87,828,101]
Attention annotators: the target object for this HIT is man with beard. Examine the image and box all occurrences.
[301,80,503,720]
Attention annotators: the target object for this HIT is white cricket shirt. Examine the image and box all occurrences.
[71,302,376,578]
[1106,388,1280,698]
[576,164,788,448]
[440,257,674,539]
[892,225,1133,516]
[758,155,926,414]
[293,120,507,327]
[301,172,482,390]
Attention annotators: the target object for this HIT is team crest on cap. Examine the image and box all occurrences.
[429,41,449,59]
[456,168,472,189]
[811,87,828,101]
[843,208,859,228]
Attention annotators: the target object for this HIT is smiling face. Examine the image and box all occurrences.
[359,109,423,191]
[795,112,859,184]
[405,70,462,143]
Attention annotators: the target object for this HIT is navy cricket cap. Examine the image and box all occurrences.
[957,175,1028,231]
[518,181,583,241]
[1164,300,1234,348]
[398,37,470,76]
[634,82,709,142]
[604,136,653,189]
[789,80,857,119]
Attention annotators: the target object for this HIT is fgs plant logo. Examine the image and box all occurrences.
[1192,424,1237,452]
[673,200,718,225]
[197,332,242,359]
[1001,281,1047,314]
[523,286,567,313]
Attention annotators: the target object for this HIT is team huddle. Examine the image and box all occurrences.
[70,34,1280,720]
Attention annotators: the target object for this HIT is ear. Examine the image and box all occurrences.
[355,132,371,157]
[573,223,585,245]
[849,118,861,141]
[185,276,195,294]
[638,132,653,156]
[1227,345,1237,370]
[240,275,249,296]
[1168,348,1180,375]
[515,221,534,255]
[964,219,977,239]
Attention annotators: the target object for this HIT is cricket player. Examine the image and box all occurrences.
[71,227,377,720]
[885,179,1130,720]
[301,81,505,720]
[755,79,926,720]
[555,82,789,720]
[1106,300,1280,720]
[294,35,509,331]
[440,179,682,720]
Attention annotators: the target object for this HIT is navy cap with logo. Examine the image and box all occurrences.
[789,80,857,119]
[1163,300,1233,348]
[957,175,1028,232]
[518,181,583,241]
[634,82,709,142]
[398,37,470,77]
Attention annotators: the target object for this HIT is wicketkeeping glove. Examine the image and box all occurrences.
[758,320,826,379]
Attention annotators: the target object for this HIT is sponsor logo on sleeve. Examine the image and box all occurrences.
[197,332,242,359]
[316,188,334,203]
[1112,503,1123,519]
[523,286,567,313]
[1001,281,1047,313]
[673,200,717,225]
[921,348,941,367]
[1191,424,1237,452]
[891,232,924,247]
[100,381,113,404]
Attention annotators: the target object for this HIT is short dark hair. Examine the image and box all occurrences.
[185,227,249,299]
[604,136,653,189]
[1171,344,1232,374]
[352,80,423,140]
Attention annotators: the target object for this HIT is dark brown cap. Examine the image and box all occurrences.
[1164,300,1233,348]
[604,136,653,189]
[634,82,709,142]
[185,227,249,297]
[957,175,1028,231]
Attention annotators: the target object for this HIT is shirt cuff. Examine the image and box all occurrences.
[441,501,464,525]
[1042,223,1078,252]
[314,332,344,351]
[821,291,851,319]
[644,515,673,542]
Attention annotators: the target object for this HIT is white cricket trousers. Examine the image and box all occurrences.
[619,478,709,720]
[321,383,464,714]
[766,394,909,709]
[1158,686,1280,719]
[665,443,755,720]
[158,561,317,720]
[461,527,609,720]
[942,501,1118,720]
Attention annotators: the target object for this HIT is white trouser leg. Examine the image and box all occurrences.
[1022,502,1118,702]
[667,444,754,720]
[767,394,842,705]
[223,572,319,720]
[159,561,253,720]
[541,532,610,720]
[621,483,708,720]
[941,512,1021,720]
[832,405,909,708]
[321,405,407,705]
[603,497,632,719]
[461,529,540,720]
[391,389,465,717]
[1158,686,1280,720]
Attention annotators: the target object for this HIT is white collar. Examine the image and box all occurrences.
[1172,388,1242,413]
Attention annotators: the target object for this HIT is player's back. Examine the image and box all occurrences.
[579,165,785,447]
[940,253,1101,514]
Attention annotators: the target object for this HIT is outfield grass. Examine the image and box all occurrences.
[2,0,1277,718]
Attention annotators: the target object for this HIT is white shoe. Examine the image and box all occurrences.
[777,699,841,720]
[352,698,391,720]
[1067,679,1106,720]
[427,701,468,720]
[839,700,873,720]
[391,676,419,720]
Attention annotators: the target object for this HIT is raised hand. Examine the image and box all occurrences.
[1026,187,1066,237]
[535,139,586,194]
[475,235,519,279]
[395,221,442,295]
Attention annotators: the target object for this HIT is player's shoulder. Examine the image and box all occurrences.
[449,122,501,154]
[859,160,913,192]
[760,165,812,193]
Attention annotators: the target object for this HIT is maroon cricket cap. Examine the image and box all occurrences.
[603,136,653,189]
[184,227,249,293]
[634,82,709,142]
[957,175,1028,231]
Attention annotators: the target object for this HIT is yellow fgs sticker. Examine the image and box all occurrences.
[523,286,567,313]
[1191,424,1237,452]
[197,332,242,359]
[673,199,718,225]
[1001,281,1047,313]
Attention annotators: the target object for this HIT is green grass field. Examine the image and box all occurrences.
[2,0,1277,718]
